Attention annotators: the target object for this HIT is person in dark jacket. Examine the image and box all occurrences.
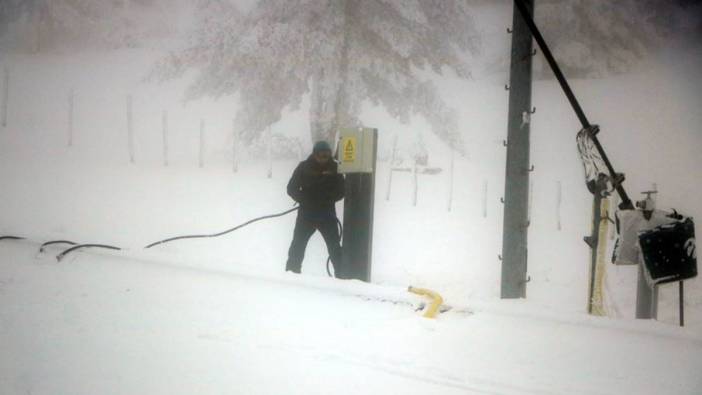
[286,140,345,276]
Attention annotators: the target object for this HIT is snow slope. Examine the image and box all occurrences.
[2,240,701,395]
[0,45,700,326]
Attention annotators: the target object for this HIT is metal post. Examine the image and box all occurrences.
[501,0,534,299]
[636,264,658,319]
[341,129,378,282]
[679,281,685,327]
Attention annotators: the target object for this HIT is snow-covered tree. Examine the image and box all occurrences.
[150,0,244,83]
[535,0,694,78]
[0,0,178,52]
[154,0,480,150]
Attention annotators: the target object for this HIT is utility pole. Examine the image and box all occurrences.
[501,0,534,299]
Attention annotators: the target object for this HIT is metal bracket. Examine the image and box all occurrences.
[500,197,505,204]
[507,27,513,34]
[521,275,532,284]
[504,84,510,91]
[529,107,536,114]
[521,49,537,61]
[502,140,508,147]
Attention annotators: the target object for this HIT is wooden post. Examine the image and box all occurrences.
[385,135,398,201]
[556,181,562,231]
[267,126,273,178]
[482,180,488,218]
[199,119,205,168]
[67,89,74,147]
[1,66,9,128]
[126,95,134,164]
[232,120,239,173]
[447,146,455,212]
[412,158,418,207]
[162,111,168,166]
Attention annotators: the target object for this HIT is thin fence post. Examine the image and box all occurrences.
[67,89,74,147]
[447,146,455,212]
[386,135,397,201]
[556,180,562,231]
[232,120,239,173]
[127,95,134,164]
[199,119,205,168]
[1,66,9,128]
[267,126,272,178]
[412,158,418,206]
[482,179,488,218]
[162,110,168,166]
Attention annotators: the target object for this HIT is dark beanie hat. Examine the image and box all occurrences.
[313,140,332,153]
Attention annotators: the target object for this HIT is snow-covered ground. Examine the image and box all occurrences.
[2,240,701,395]
[1,6,702,393]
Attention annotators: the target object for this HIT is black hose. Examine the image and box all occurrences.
[39,240,78,253]
[145,207,300,249]
[56,244,122,261]
[326,217,344,277]
[0,236,25,241]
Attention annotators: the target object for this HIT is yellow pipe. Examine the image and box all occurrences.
[408,286,444,319]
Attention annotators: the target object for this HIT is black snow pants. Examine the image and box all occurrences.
[286,213,342,277]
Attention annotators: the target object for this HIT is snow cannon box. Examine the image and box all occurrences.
[638,217,697,286]
[612,209,679,266]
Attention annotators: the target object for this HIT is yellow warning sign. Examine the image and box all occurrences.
[342,137,356,163]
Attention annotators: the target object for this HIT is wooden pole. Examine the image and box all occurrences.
[67,89,74,147]
[232,119,239,173]
[127,95,134,164]
[385,135,398,201]
[1,66,9,128]
[447,146,455,212]
[162,110,168,166]
[482,180,488,218]
[556,181,562,231]
[267,126,272,178]
[412,158,418,207]
[199,119,205,168]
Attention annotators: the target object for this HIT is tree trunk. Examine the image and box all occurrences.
[308,1,355,146]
